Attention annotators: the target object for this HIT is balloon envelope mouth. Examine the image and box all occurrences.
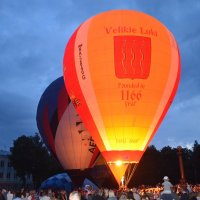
[107,160,137,166]
[116,160,122,166]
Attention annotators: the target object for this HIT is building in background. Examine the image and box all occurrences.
[0,150,32,189]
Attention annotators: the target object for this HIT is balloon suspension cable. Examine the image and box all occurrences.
[124,163,138,187]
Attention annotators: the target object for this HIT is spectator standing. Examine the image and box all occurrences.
[127,191,134,200]
[27,191,35,200]
[161,177,173,194]
[160,176,174,200]
[2,189,7,200]
[13,192,22,200]
[39,190,50,200]
[107,190,117,200]
[69,191,81,200]
[179,188,189,200]
[60,190,67,200]
[0,189,6,200]
[7,191,14,200]
[92,190,104,200]
[132,188,141,200]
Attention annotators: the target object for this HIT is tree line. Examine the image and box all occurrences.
[9,133,200,188]
[131,142,200,187]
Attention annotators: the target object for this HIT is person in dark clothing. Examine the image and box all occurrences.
[160,193,174,200]
[92,190,104,200]
[0,189,6,200]
[127,191,135,200]
[179,188,189,200]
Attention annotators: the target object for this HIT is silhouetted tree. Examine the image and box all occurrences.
[9,134,200,188]
[9,133,63,188]
[131,145,161,186]
[159,146,179,184]
[181,147,193,183]
[192,140,200,183]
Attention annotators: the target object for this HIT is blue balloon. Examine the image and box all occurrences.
[36,77,70,156]
[40,173,73,192]
[82,178,98,190]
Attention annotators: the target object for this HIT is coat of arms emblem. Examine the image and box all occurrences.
[114,36,151,79]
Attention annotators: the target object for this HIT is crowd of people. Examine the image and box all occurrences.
[1,177,200,200]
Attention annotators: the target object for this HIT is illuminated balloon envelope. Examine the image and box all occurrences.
[36,77,99,171]
[63,10,181,185]
[55,96,99,170]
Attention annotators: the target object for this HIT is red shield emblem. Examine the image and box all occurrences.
[114,36,151,79]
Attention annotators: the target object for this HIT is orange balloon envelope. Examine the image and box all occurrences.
[63,10,181,184]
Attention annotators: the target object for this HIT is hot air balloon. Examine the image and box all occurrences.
[90,154,117,188]
[63,10,181,186]
[40,173,73,192]
[36,77,67,156]
[36,77,99,187]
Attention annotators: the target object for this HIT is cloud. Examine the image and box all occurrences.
[151,95,200,149]
[0,89,38,149]
[0,0,200,150]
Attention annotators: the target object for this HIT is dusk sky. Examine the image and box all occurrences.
[0,0,200,151]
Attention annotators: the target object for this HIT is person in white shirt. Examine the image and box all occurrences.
[132,188,141,200]
[39,190,50,200]
[69,191,81,200]
[161,176,173,194]
[7,191,14,200]
[160,176,175,200]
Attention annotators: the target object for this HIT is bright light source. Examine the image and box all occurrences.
[116,160,122,166]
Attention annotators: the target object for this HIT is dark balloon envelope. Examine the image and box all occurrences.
[36,77,69,156]
[36,77,99,171]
